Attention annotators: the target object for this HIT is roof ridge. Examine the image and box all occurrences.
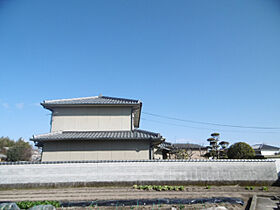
[101,95,140,103]
[61,130,160,135]
[43,96,99,103]
[133,129,161,136]
[33,131,63,138]
[62,130,132,133]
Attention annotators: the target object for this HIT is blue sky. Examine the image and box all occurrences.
[0,0,280,146]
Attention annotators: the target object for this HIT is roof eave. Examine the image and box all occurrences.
[134,101,142,128]
[41,103,141,110]
[31,137,163,144]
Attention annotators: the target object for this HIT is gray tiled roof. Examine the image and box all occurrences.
[31,130,162,142]
[41,95,141,106]
[173,143,207,150]
[252,144,280,151]
[157,141,173,151]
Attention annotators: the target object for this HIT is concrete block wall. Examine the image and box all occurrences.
[0,160,278,188]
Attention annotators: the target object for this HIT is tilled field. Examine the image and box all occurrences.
[0,186,279,209]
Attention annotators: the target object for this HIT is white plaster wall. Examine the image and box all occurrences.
[271,159,280,177]
[51,107,132,132]
[42,140,150,161]
[261,151,278,156]
[0,160,278,185]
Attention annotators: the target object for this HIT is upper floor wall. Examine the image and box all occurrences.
[51,106,133,132]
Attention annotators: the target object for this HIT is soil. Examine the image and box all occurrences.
[0,185,279,209]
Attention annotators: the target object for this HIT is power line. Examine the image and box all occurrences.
[142,112,280,130]
[141,118,280,134]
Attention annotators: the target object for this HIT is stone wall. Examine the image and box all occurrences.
[0,159,278,188]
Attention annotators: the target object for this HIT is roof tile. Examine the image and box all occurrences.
[42,96,140,106]
[31,130,161,142]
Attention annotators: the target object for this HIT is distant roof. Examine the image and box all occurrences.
[157,141,173,151]
[0,154,7,158]
[31,130,162,143]
[173,143,207,150]
[41,95,141,106]
[41,95,142,128]
[252,144,280,151]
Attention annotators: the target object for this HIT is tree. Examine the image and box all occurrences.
[227,142,255,159]
[206,133,229,159]
[6,138,32,162]
[174,149,190,159]
[0,136,15,154]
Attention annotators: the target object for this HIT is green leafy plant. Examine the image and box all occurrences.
[261,186,268,191]
[147,185,153,190]
[245,186,255,190]
[206,185,211,189]
[134,185,185,192]
[178,186,185,191]
[174,186,180,191]
[139,185,145,190]
[168,185,175,190]
[162,185,168,191]
[16,201,60,209]
[179,204,185,209]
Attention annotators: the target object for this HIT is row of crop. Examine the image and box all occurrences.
[245,186,268,191]
[133,184,185,191]
[16,201,60,209]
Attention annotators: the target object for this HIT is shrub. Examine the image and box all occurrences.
[227,142,255,159]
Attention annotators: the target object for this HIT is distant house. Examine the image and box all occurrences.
[252,144,280,156]
[0,147,8,161]
[154,141,173,159]
[154,143,207,159]
[0,153,7,162]
[31,148,41,161]
[172,143,207,159]
[31,95,163,161]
